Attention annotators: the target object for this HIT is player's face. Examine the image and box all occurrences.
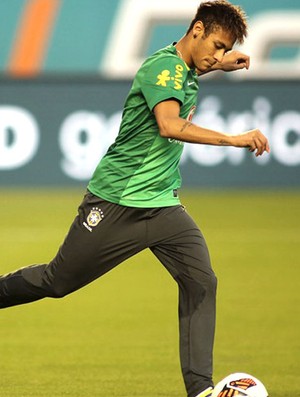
[191,24,235,72]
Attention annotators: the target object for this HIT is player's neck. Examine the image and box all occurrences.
[175,36,192,67]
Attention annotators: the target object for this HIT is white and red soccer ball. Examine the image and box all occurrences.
[212,373,268,397]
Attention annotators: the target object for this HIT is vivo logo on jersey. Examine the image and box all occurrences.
[174,64,184,90]
[156,64,184,90]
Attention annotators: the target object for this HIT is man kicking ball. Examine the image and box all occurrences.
[0,1,269,397]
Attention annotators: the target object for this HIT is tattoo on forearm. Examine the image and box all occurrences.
[180,121,192,133]
[218,139,229,146]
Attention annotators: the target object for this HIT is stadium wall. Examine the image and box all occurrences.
[0,0,299,79]
[0,1,299,188]
[0,78,299,188]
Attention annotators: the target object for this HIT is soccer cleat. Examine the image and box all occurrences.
[194,386,214,397]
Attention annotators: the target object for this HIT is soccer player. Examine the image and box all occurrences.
[0,1,270,396]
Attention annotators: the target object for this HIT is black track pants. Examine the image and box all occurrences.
[0,192,217,397]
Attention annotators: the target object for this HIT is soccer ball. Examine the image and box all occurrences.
[212,373,268,397]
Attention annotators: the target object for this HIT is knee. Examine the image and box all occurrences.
[208,271,217,293]
[42,264,76,299]
[178,270,217,300]
[198,271,217,300]
[191,268,217,293]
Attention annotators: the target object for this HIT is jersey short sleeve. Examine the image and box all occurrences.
[140,56,189,111]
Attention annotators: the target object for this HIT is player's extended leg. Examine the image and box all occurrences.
[149,206,217,397]
[0,192,147,308]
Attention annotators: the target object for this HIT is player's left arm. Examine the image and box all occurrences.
[197,50,250,75]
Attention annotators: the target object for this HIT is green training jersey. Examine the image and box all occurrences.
[88,44,199,208]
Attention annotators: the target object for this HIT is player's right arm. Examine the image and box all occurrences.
[154,99,270,156]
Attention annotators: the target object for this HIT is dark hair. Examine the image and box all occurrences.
[187,0,248,44]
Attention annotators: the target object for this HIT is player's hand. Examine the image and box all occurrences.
[219,50,250,72]
[235,129,270,156]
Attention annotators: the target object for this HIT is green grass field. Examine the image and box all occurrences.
[0,189,299,397]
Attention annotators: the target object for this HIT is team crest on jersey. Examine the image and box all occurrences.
[156,64,184,90]
[83,207,104,232]
[87,207,104,226]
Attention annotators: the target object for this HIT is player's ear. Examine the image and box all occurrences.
[192,21,205,39]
